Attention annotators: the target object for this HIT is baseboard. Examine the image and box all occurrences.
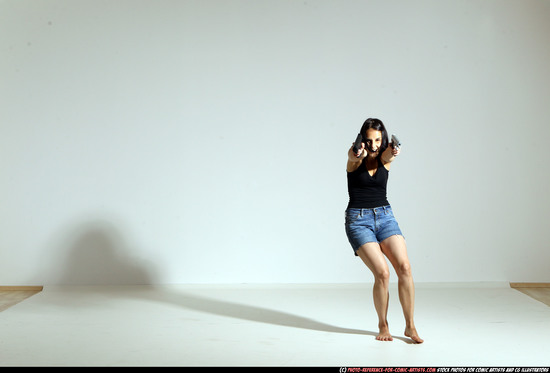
[3,284,548,290]
[0,286,44,291]
[510,282,550,288]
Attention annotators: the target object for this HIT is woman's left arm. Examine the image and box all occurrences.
[381,145,400,168]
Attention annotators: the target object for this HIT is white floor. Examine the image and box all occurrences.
[1,283,549,367]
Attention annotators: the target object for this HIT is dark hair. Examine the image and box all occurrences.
[360,118,389,156]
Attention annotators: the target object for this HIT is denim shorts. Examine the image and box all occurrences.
[345,205,404,256]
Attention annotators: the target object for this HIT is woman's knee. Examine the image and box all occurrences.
[374,268,390,284]
[397,261,412,278]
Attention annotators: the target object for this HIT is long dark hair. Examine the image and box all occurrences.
[360,118,389,156]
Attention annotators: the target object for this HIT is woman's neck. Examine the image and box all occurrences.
[365,155,378,166]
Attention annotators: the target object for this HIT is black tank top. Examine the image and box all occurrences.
[346,157,390,209]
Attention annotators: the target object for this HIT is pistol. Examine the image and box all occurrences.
[352,133,363,154]
[391,134,401,149]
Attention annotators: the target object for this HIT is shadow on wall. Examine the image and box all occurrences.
[44,220,159,285]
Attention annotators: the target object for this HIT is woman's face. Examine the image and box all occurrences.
[364,128,382,157]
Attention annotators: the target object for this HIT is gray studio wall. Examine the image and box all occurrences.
[2,0,549,285]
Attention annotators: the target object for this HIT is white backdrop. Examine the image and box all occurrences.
[2,0,549,285]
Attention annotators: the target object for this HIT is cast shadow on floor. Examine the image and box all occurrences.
[135,287,415,344]
[47,220,413,343]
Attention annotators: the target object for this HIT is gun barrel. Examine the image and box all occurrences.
[391,134,401,148]
[352,133,363,153]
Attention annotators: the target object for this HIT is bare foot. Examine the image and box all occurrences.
[405,327,424,344]
[376,325,393,341]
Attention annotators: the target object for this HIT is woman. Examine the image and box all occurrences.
[345,118,423,344]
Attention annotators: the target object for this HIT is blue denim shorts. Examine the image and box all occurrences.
[345,205,404,256]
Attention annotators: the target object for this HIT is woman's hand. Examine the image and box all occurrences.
[348,143,367,163]
[381,144,400,166]
[391,144,401,157]
[347,143,367,172]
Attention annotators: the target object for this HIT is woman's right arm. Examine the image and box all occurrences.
[347,144,366,172]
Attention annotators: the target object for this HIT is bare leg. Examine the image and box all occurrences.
[356,242,393,341]
[380,235,424,343]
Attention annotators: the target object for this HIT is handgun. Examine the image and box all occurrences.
[391,134,401,149]
[352,133,363,154]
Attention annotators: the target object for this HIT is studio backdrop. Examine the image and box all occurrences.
[2,0,549,285]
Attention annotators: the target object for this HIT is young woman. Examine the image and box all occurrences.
[345,118,423,344]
